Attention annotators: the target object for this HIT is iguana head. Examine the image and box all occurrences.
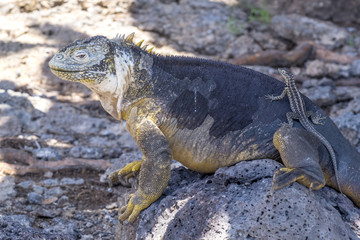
[49,33,155,119]
[49,35,117,84]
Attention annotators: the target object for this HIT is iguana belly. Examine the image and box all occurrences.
[160,115,275,173]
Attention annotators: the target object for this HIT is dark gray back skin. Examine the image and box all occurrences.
[149,56,360,206]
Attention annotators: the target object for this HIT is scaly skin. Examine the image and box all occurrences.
[266,68,341,193]
[49,34,360,223]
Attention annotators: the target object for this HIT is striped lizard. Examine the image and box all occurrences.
[266,68,342,193]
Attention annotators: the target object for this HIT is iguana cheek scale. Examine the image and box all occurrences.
[49,33,360,224]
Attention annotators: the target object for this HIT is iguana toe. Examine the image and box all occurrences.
[119,191,153,223]
[118,160,143,178]
[108,160,143,186]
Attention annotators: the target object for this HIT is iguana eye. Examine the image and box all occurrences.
[73,50,89,61]
[55,54,63,60]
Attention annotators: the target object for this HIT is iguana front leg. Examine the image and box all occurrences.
[118,113,172,223]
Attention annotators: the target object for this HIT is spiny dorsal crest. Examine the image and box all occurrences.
[114,32,155,54]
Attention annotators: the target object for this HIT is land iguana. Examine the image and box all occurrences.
[266,68,342,193]
[49,33,360,223]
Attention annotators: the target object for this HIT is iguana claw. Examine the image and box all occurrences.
[119,191,153,223]
[108,160,143,186]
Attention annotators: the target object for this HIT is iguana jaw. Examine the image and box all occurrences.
[49,67,106,83]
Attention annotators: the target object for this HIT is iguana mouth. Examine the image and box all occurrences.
[49,67,82,73]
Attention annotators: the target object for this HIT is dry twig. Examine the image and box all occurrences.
[0,148,111,175]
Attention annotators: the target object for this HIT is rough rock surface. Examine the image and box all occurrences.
[271,14,349,47]
[254,0,360,26]
[129,0,261,58]
[117,160,360,240]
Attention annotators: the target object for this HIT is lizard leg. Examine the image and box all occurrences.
[118,113,172,223]
[108,159,143,186]
[285,111,299,127]
[272,124,325,192]
[265,87,288,101]
[307,111,326,125]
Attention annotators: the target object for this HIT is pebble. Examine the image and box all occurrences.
[57,195,69,206]
[44,171,54,178]
[86,222,93,228]
[60,178,84,185]
[351,59,360,76]
[63,207,76,218]
[35,208,61,218]
[42,197,58,205]
[34,147,62,160]
[18,180,34,189]
[45,186,65,197]
[40,178,59,187]
[27,192,43,204]
[69,146,105,159]
[32,184,45,194]
[81,234,94,240]
[0,176,16,202]
[105,202,118,210]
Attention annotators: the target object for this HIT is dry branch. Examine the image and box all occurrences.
[0,148,112,175]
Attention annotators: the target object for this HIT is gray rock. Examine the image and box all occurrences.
[271,14,348,47]
[301,85,336,107]
[264,0,360,26]
[32,184,45,194]
[0,214,78,240]
[27,192,43,204]
[129,0,258,57]
[34,147,62,160]
[0,114,22,137]
[58,195,69,204]
[334,86,356,102]
[81,234,94,240]
[223,35,261,59]
[69,146,105,159]
[305,60,349,79]
[40,178,59,187]
[0,80,17,90]
[35,208,61,218]
[117,160,359,240]
[333,86,360,103]
[18,180,34,189]
[332,96,360,116]
[60,177,84,185]
[45,186,65,198]
[333,112,360,146]
[0,175,16,202]
[351,59,360,76]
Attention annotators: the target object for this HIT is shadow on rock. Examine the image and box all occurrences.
[117,159,360,240]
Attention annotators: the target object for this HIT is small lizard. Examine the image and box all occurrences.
[266,68,342,193]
